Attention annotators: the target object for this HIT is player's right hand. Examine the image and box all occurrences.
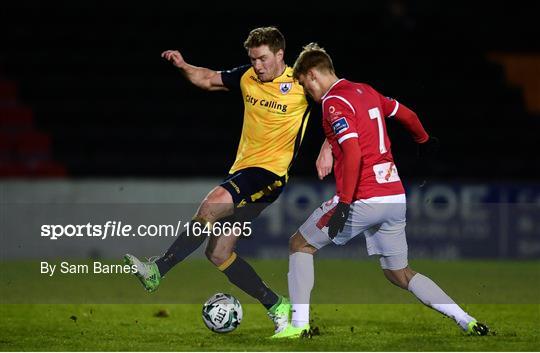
[416,136,440,186]
[417,136,440,160]
[161,50,186,69]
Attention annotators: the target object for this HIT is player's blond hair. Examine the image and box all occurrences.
[293,43,335,80]
[243,27,286,54]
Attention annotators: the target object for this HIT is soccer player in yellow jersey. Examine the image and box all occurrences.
[125,27,318,334]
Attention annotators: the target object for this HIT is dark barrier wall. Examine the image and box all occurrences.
[2,1,539,179]
[246,181,540,259]
[2,180,539,260]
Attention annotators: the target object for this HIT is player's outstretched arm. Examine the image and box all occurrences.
[161,50,227,91]
[391,103,429,143]
[316,139,333,180]
[390,102,440,157]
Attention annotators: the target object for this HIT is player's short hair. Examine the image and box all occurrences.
[293,43,335,80]
[243,27,286,54]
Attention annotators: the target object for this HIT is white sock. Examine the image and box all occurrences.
[408,273,475,330]
[288,252,314,328]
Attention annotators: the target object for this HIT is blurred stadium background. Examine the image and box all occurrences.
[1,0,539,262]
[1,2,539,351]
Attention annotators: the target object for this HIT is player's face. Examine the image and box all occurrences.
[248,45,284,82]
[297,73,323,102]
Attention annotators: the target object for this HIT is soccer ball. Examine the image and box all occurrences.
[202,293,243,333]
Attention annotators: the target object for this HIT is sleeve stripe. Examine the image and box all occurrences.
[388,100,400,117]
[322,95,356,115]
[338,132,359,144]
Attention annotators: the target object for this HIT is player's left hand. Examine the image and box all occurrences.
[316,144,333,180]
[327,202,351,238]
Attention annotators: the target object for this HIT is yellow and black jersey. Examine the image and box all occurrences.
[221,65,311,177]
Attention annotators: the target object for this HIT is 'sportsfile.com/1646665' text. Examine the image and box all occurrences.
[40,221,252,240]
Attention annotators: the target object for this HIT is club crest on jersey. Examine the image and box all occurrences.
[332,117,349,135]
[280,82,292,94]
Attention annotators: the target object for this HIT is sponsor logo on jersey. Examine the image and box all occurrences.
[373,162,400,184]
[280,82,292,94]
[329,106,335,114]
[260,99,288,112]
[245,94,288,113]
[332,117,349,135]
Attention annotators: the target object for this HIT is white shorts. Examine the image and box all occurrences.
[298,194,408,270]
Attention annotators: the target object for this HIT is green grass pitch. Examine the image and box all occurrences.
[1,259,539,351]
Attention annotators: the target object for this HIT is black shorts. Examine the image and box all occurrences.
[220,167,287,221]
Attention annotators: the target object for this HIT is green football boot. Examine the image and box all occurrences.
[267,296,291,334]
[467,320,489,336]
[270,323,310,339]
[124,254,161,292]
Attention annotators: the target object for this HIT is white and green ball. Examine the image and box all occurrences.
[202,293,243,333]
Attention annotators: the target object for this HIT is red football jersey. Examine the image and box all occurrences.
[322,79,405,200]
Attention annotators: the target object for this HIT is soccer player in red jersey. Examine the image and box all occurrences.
[271,43,489,338]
